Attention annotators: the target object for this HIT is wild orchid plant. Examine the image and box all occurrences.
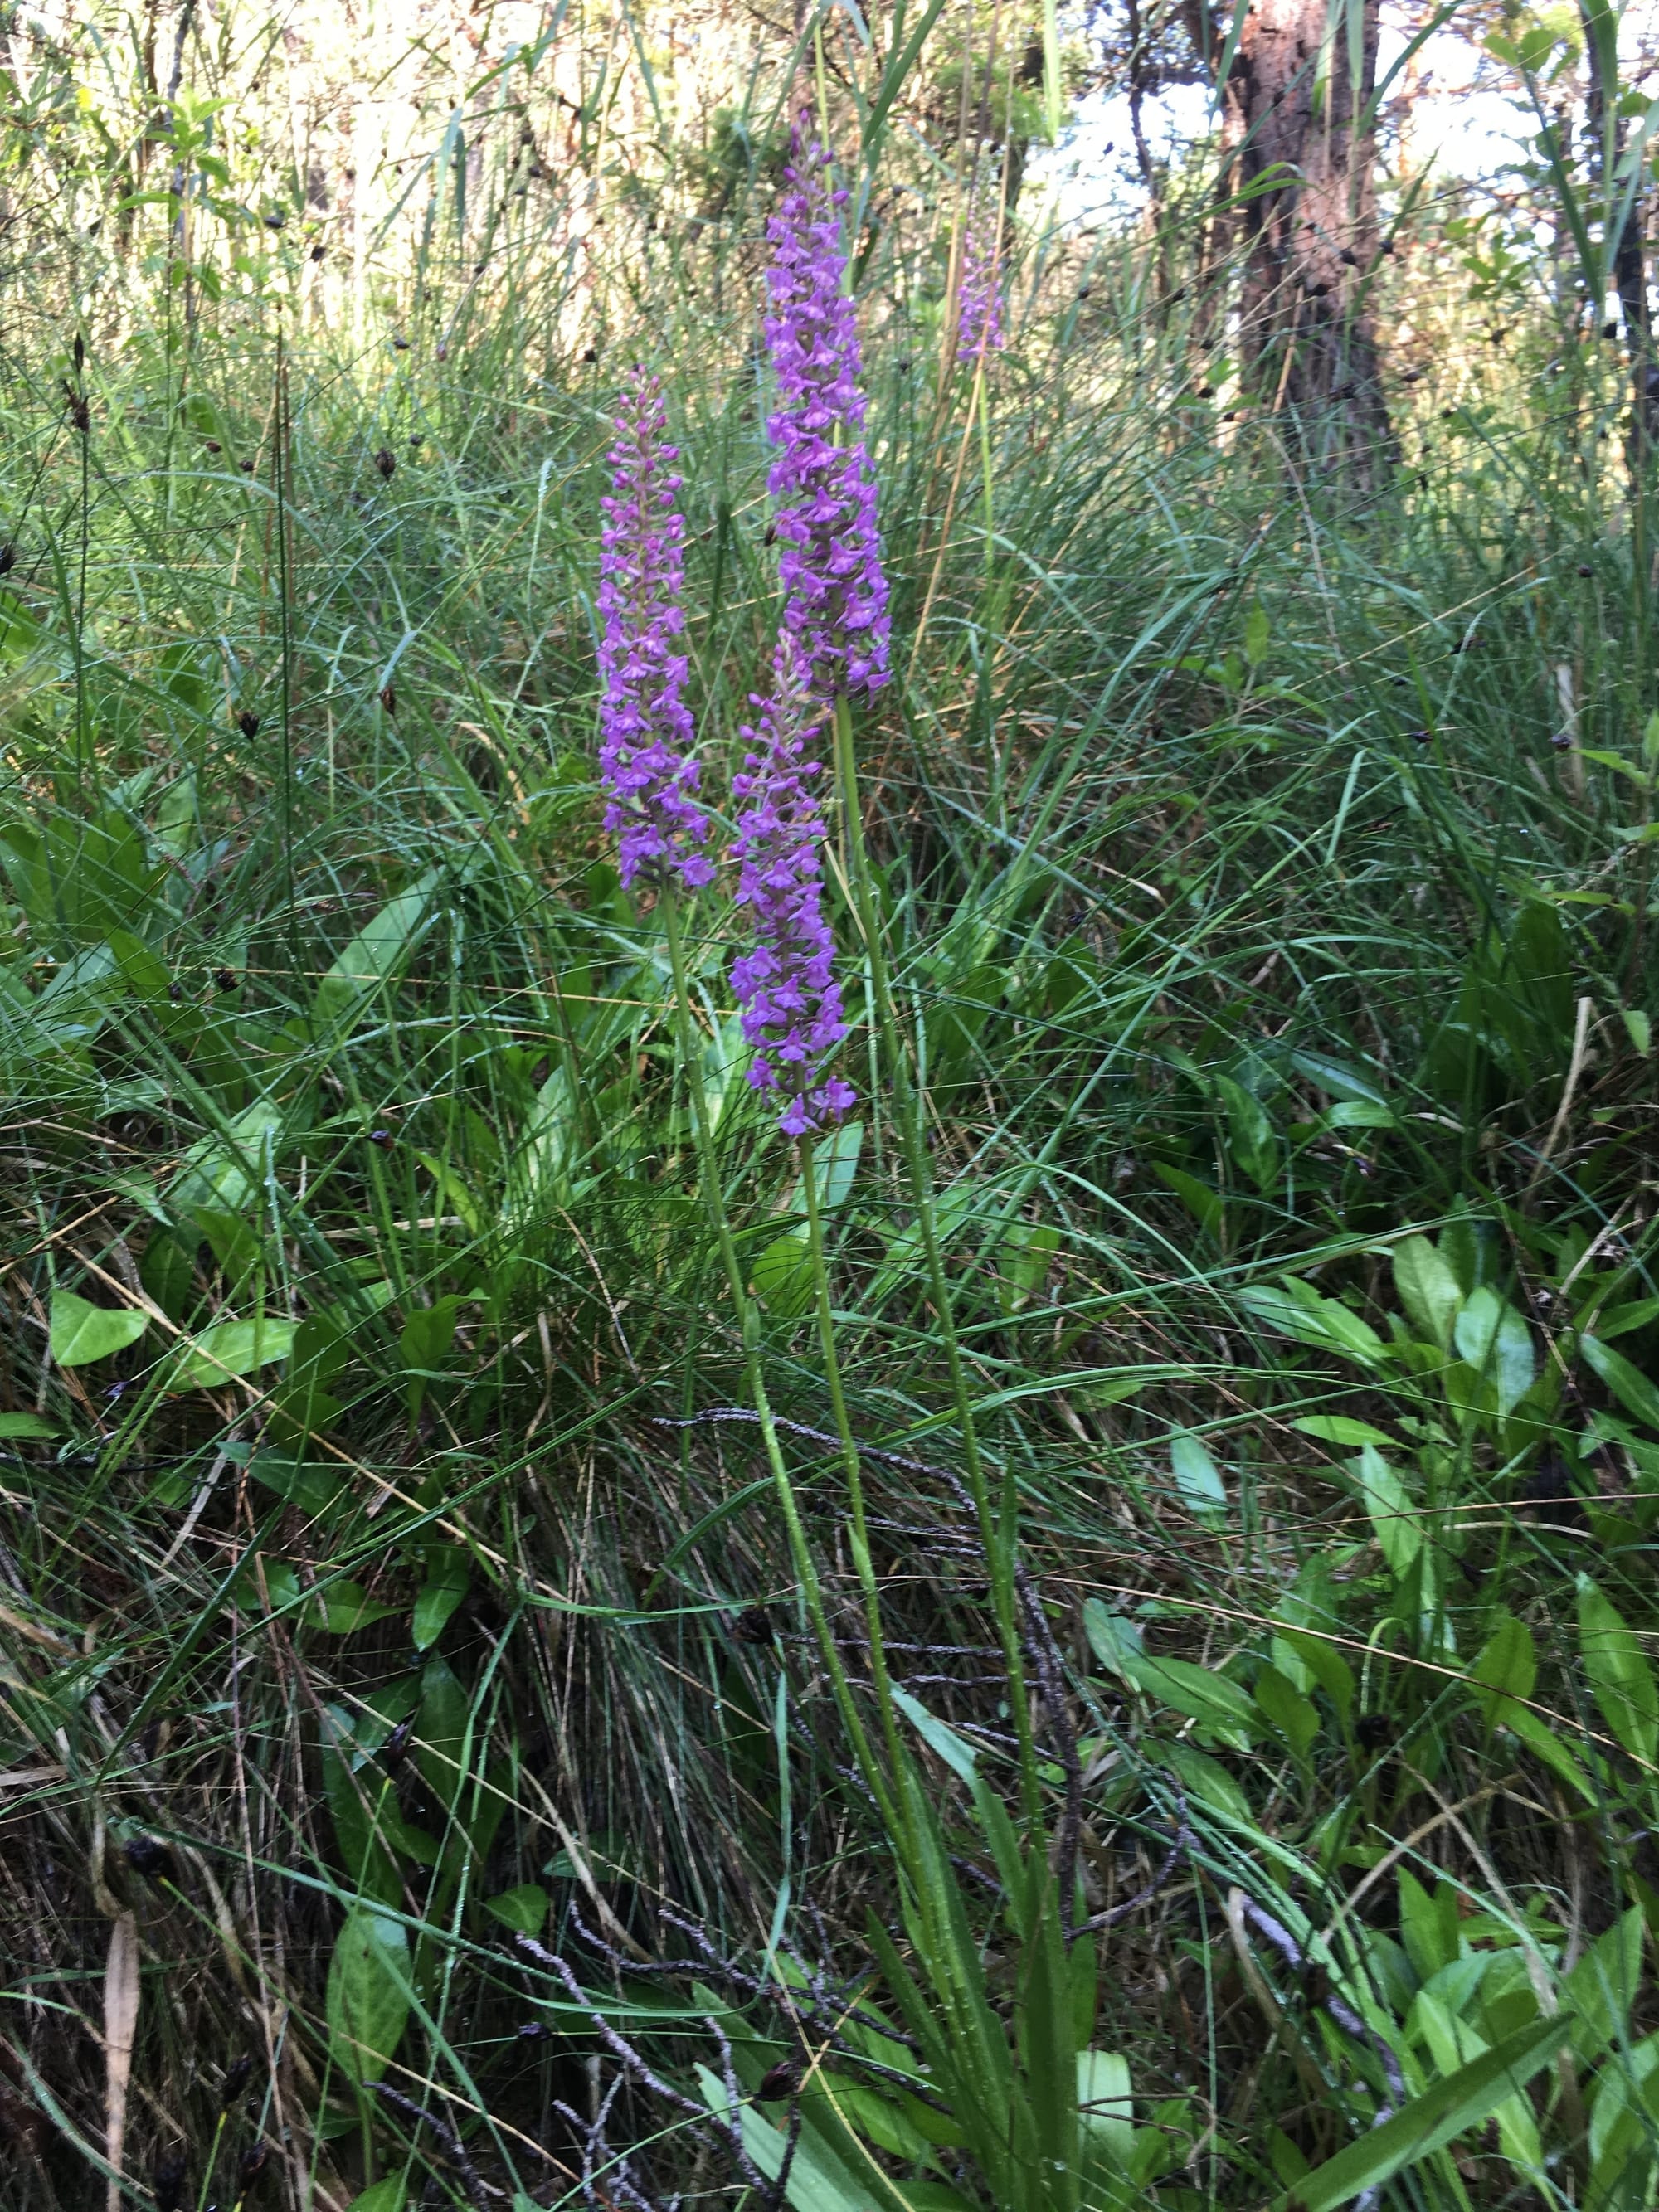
[593,123,1039,1860]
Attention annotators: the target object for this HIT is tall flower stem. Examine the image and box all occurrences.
[658,884,903,1848]
[831,694,1041,1821]
[795,1127,910,1826]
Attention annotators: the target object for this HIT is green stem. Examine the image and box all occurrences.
[830,693,1041,1821]
[658,884,899,1841]
[795,1128,911,1845]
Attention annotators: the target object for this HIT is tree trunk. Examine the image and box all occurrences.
[1581,6,1659,470]
[1229,0,1394,486]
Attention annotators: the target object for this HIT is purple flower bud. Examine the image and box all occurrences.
[763,129,891,702]
[729,634,855,1135]
[956,213,1006,364]
[596,368,713,890]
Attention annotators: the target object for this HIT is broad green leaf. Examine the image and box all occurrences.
[1153,1163,1224,1239]
[795,1118,864,1213]
[1157,1739,1253,1825]
[314,870,440,1027]
[311,1578,401,1635]
[1130,1653,1257,1747]
[994,1218,1060,1313]
[1577,1578,1657,1763]
[168,1098,285,1222]
[1501,1700,1596,1804]
[1293,1415,1394,1446]
[1242,599,1270,666]
[415,1655,471,1811]
[345,2181,408,2212]
[1355,1445,1420,1573]
[750,1229,814,1317]
[1412,1992,1542,2171]
[1276,2016,1573,2210]
[0,1412,60,1439]
[1082,1603,1145,1679]
[892,1686,978,1783]
[1563,1906,1644,2059]
[169,1316,295,1390]
[484,1884,549,1936]
[1581,1334,1659,1432]
[1288,1049,1389,1106]
[400,1293,463,1418]
[1078,2049,1135,2176]
[1239,1284,1385,1367]
[1393,1235,1462,1352]
[1453,1287,1535,1413]
[1215,1072,1277,1191]
[1274,1628,1355,1724]
[412,1547,471,1652]
[50,1288,147,1366]
[1468,1614,1536,1727]
[325,1908,411,2083]
[1254,1664,1319,1757]
[1170,1432,1227,1520]
[696,2061,891,2211]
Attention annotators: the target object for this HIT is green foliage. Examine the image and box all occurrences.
[4,15,1659,2206]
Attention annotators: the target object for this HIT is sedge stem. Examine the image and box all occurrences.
[658,882,900,1843]
[830,692,1041,1822]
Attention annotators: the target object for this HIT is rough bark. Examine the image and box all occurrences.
[1581,7,1659,469]
[1228,0,1394,486]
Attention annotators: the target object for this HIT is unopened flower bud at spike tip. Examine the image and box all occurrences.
[596,368,712,890]
[762,124,891,702]
[729,634,854,1135]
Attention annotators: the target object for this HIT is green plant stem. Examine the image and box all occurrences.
[830,693,1040,1821]
[658,883,900,1843]
[795,1127,911,1841]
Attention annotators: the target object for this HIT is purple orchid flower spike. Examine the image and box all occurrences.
[956,211,1006,365]
[596,367,713,891]
[729,633,855,1135]
[763,126,891,702]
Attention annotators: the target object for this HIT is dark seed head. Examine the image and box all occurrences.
[73,334,85,372]
[264,210,285,230]
[757,2058,801,2101]
[382,1715,413,1767]
[1408,728,1432,745]
[311,242,327,261]
[238,2144,271,2184]
[1354,1712,1391,1752]
[375,448,397,477]
[237,708,260,738]
[1551,730,1574,751]
[204,440,221,454]
[168,980,184,1003]
[582,346,597,362]
[154,2151,188,2212]
[124,1834,172,1879]
[0,544,13,576]
[238,457,255,474]
[763,523,777,547]
[379,684,396,716]
[1576,563,1593,577]
[368,1128,394,1150]
[733,1606,775,1646]
[215,968,237,994]
[220,2054,254,2106]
